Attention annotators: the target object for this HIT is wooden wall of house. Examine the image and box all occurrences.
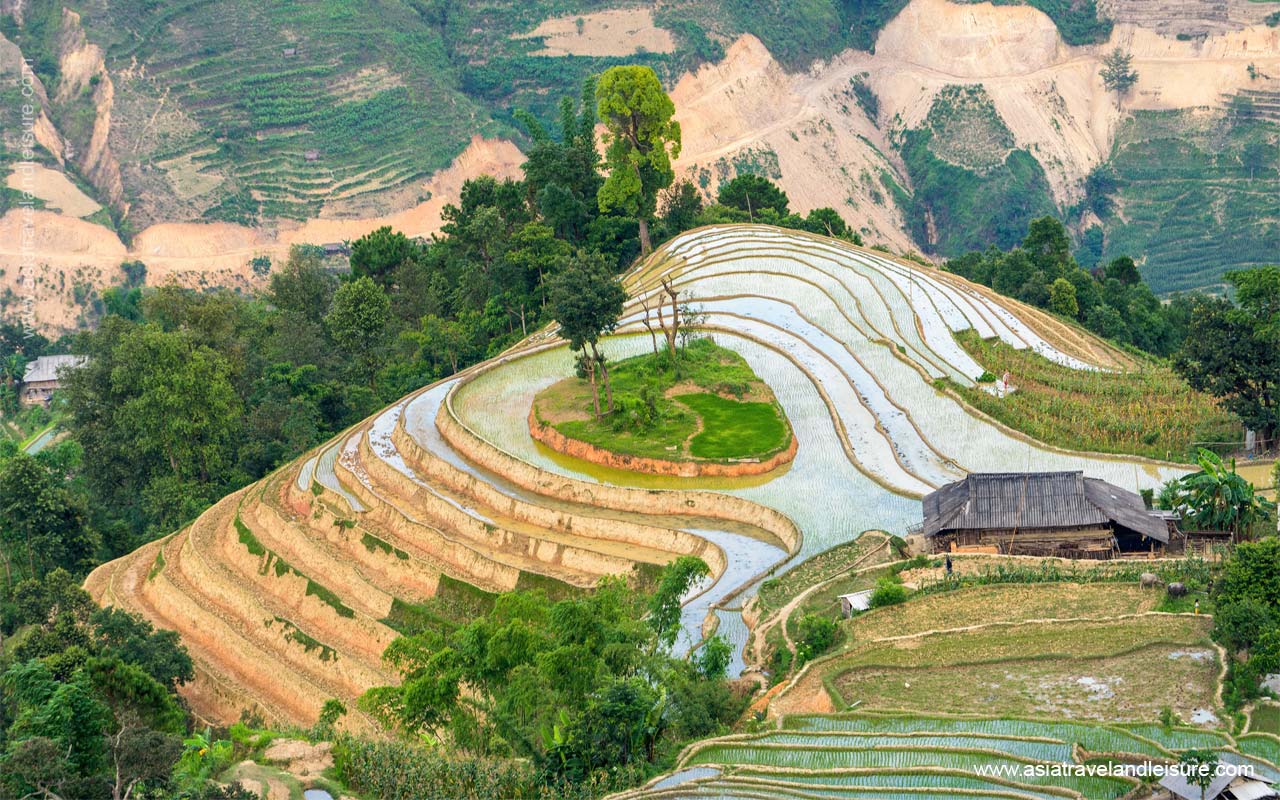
[927,526,1118,559]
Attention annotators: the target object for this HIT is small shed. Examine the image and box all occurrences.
[838,589,873,618]
[304,149,320,162]
[321,242,349,257]
[20,355,87,407]
[283,47,297,57]
[1159,771,1276,800]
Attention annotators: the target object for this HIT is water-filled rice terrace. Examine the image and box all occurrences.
[613,712,1280,800]
[85,225,1191,729]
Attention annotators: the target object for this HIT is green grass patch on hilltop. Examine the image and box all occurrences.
[951,329,1240,461]
[536,337,791,463]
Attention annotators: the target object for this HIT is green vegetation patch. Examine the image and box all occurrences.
[825,615,1215,721]
[1102,109,1280,293]
[236,515,354,618]
[848,583,1160,642]
[898,86,1057,256]
[270,616,337,663]
[1251,705,1280,736]
[951,329,1240,461]
[234,516,267,558]
[686,743,1131,798]
[513,569,578,602]
[833,644,1218,723]
[360,531,408,560]
[381,575,500,637]
[147,547,166,581]
[677,392,788,459]
[978,0,1112,44]
[756,533,894,617]
[1241,732,1280,764]
[538,338,791,463]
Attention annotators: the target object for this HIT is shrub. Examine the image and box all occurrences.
[795,614,840,666]
[869,577,909,608]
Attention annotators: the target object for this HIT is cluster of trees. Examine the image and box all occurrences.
[360,557,745,792]
[1174,267,1280,447]
[945,216,1194,356]
[0,568,220,799]
[1,64,864,798]
[3,66,865,566]
[1210,538,1280,711]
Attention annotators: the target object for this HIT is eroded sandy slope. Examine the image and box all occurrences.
[7,0,1280,333]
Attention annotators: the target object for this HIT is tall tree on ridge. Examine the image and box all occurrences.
[548,251,625,418]
[596,66,681,256]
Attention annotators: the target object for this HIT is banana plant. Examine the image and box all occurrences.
[1161,449,1276,539]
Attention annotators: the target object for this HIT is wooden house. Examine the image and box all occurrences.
[20,355,86,407]
[919,471,1179,559]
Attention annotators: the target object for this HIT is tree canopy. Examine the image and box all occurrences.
[548,251,627,417]
[1174,267,1280,443]
[945,216,1193,356]
[596,66,682,255]
[360,558,739,788]
[718,174,791,217]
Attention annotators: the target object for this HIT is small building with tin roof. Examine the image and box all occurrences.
[20,355,87,407]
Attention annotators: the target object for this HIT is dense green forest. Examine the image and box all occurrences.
[945,216,1194,356]
[896,86,1058,256]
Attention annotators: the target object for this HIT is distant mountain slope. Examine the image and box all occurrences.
[1,0,1278,316]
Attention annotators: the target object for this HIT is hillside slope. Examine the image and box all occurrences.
[84,225,1188,728]
[3,0,1278,333]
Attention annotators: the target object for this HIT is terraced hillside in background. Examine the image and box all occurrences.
[85,225,1192,728]
[5,0,1280,337]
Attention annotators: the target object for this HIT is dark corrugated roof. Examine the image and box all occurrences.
[922,471,1169,543]
[1082,477,1169,542]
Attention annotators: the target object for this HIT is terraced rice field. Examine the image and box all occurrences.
[85,225,1192,728]
[615,712,1280,800]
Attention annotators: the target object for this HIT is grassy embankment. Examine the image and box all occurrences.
[534,337,791,462]
[951,329,1240,462]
